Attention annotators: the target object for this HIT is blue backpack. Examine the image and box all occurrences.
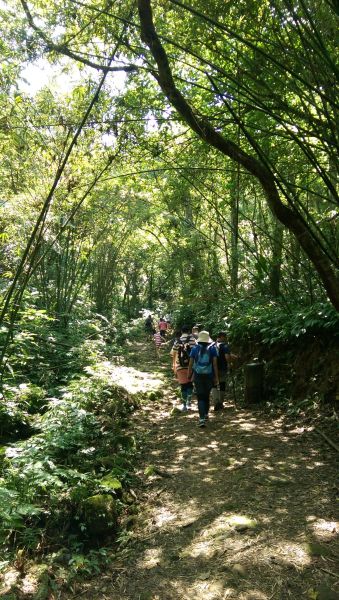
[194,345,213,375]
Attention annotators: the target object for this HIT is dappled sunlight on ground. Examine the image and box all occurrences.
[237,421,258,431]
[71,339,339,600]
[272,540,312,567]
[150,495,202,531]
[109,364,165,393]
[309,517,339,541]
[137,547,164,570]
[111,395,337,598]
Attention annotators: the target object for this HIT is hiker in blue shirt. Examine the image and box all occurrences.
[187,331,219,427]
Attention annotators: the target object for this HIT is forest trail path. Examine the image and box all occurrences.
[73,338,339,600]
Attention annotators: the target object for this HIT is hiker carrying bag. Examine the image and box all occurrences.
[194,345,213,375]
[178,341,191,367]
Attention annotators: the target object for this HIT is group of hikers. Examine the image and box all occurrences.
[144,315,236,428]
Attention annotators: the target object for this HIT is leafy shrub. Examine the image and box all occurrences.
[15,383,46,414]
[223,300,339,346]
[0,307,56,385]
[66,547,112,576]
[0,383,47,440]
[173,296,339,346]
[0,363,139,552]
[0,293,129,388]
[170,304,197,330]
[0,391,32,440]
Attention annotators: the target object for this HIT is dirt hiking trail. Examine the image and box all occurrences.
[71,340,339,600]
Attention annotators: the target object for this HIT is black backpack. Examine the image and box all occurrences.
[178,340,191,367]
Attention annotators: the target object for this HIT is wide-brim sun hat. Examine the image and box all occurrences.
[197,330,212,343]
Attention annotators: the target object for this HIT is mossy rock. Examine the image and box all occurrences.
[304,542,332,557]
[147,392,158,401]
[70,482,96,503]
[81,494,118,536]
[144,465,156,477]
[100,474,122,491]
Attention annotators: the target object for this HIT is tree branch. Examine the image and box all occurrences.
[20,0,138,74]
[137,0,339,310]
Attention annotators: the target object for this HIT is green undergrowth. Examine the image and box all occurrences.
[0,367,145,593]
[170,298,339,348]
[0,304,157,595]
[0,300,128,443]
[225,300,339,346]
[228,301,338,410]
[0,308,123,388]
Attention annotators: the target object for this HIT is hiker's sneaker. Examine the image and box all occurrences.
[214,403,224,412]
[198,418,206,427]
[181,404,188,412]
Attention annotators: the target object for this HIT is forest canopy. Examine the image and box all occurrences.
[0,0,338,360]
[0,1,338,587]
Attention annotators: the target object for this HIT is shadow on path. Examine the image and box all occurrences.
[78,338,339,600]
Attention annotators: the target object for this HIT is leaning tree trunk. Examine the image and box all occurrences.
[137,0,339,311]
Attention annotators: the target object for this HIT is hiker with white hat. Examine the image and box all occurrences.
[187,330,219,427]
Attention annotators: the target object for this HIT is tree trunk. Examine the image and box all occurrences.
[269,219,284,298]
[148,266,154,309]
[230,170,239,294]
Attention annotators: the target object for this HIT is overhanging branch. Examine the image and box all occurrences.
[20,0,138,74]
[137,0,339,310]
